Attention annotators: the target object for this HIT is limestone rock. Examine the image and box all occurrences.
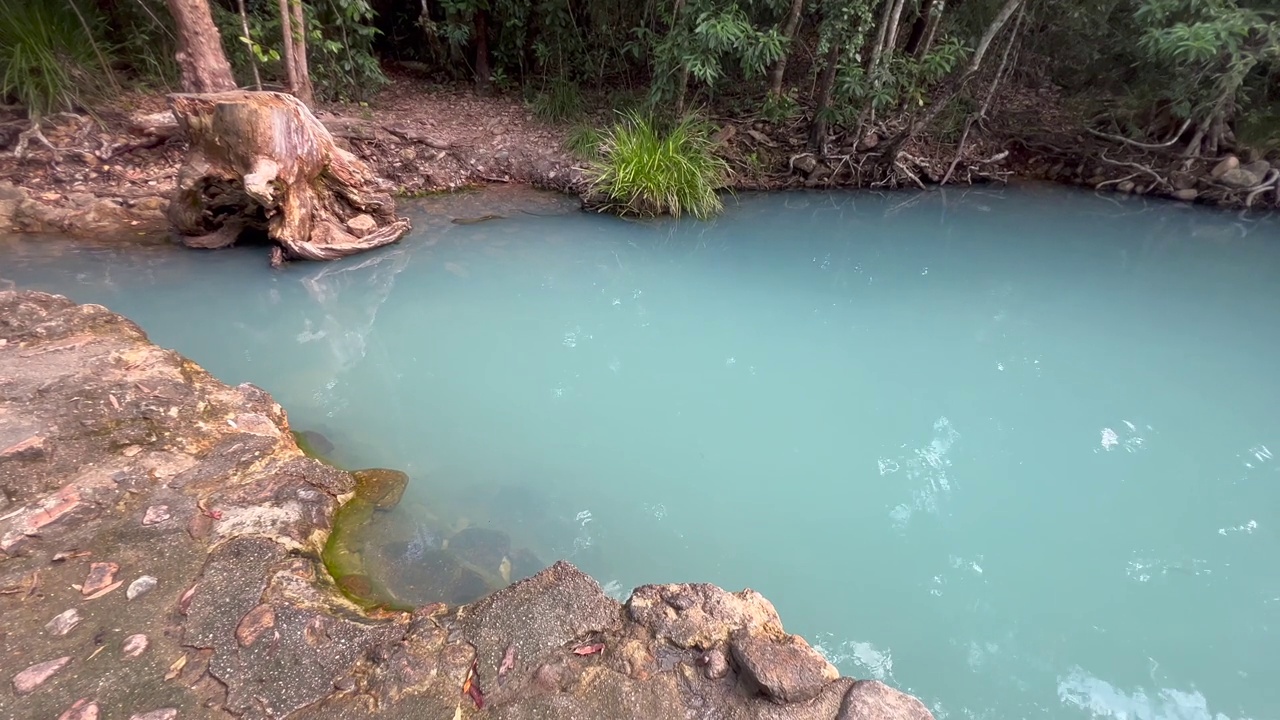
[626,583,783,649]
[127,575,158,600]
[1116,180,1135,194]
[1169,172,1197,191]
[837,679,935,720]
[730,631,839,704]
[793,155,818,175]
[1220,167,1261,189]
[1210,155,1239,179]
[346,213,378,238]
[1242,160,1271,179]
[1173,188,1199,202]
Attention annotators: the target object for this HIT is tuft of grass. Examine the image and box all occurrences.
[0,0,115,116]
[565,124,603,158]
[585,110,730,220]
[531,77,585,122]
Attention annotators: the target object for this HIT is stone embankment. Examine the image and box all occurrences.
[0,290,933,720]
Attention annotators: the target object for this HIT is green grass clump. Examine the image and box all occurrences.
[565,124,603,158]
[585,111,729,220]
[0,0,114,116]
[531,77,584,122]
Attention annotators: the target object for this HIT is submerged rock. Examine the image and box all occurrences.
[351,468,409,510]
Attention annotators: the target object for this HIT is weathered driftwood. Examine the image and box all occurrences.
[167,91,410,263]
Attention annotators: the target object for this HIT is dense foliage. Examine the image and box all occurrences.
[2,0,1276,208]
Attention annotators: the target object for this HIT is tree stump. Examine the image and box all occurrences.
[167,91,411,263]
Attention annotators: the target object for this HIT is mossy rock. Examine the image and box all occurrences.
[351,468,409,510]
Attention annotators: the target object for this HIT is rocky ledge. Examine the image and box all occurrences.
[0,290,932,720]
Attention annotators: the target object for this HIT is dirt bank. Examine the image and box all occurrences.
[0,78,1275,240]
[0,289,933,720]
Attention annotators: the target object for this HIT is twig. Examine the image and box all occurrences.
[13,122,59,160]
[1098,150,1168,190]
[1086,117,1193,150]
[1095,172,1139,190]
[1244,170,1279,209]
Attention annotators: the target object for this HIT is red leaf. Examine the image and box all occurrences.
[572,643,605,656]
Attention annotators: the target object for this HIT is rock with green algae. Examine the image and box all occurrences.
[0,289,933,720]
[351,467,409,509]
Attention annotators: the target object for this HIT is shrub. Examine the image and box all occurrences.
[585,111,729,220]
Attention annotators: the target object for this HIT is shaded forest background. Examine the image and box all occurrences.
[2,0,1277,159]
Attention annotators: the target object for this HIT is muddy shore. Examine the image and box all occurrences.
[0,289,934,720]
[0,81,1274,240]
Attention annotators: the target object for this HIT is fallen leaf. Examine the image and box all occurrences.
[109,394,120,410]
[572,643,605,656]
[462,659,485,709]
[84,580,122,600]
[164,654,187,681]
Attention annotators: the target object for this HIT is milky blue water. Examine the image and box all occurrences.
[3,185,1279,719]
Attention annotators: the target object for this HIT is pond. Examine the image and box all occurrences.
[3,184,1278,719]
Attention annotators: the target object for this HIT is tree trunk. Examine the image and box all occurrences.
[289,0,315,105]
[167,91,411,263]
[767,0,807,96]
[237,0,262,90]
[915,0,945,58]
[882,0,908,61]
[277,0,299,95]
[903,0,937,56]
[808,44,841,150]
[474,9,491,91]
[165,0,238,92]
[866,0,895,74]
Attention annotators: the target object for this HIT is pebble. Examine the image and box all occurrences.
[122,633,149,657]
[13,656,72,694]
[45,608,83,636]
[142,505,171,525]
[127,575,158,600]
[57,698,99,720]
[128,710,177,720]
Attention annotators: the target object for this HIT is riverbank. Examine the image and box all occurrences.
[0,289,933,720]
[1,76,1275,239]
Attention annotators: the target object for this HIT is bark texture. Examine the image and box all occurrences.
[166,91,411,262]
[165,0,238,93]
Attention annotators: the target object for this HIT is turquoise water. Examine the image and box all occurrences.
[3,185,1279,719]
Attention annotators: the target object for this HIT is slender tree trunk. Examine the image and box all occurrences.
[915,0,945,58]
[767,0,807,96]
[165,0,238,92]
[277,0,298,95]
[903,0,937,56]
[289,0,314,105]
[808,44,841,150]
[882,0,908,60]
[474,9,492,91]
[964,0,1022,76]
[237,0,262,90]
[866,0,895,74]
